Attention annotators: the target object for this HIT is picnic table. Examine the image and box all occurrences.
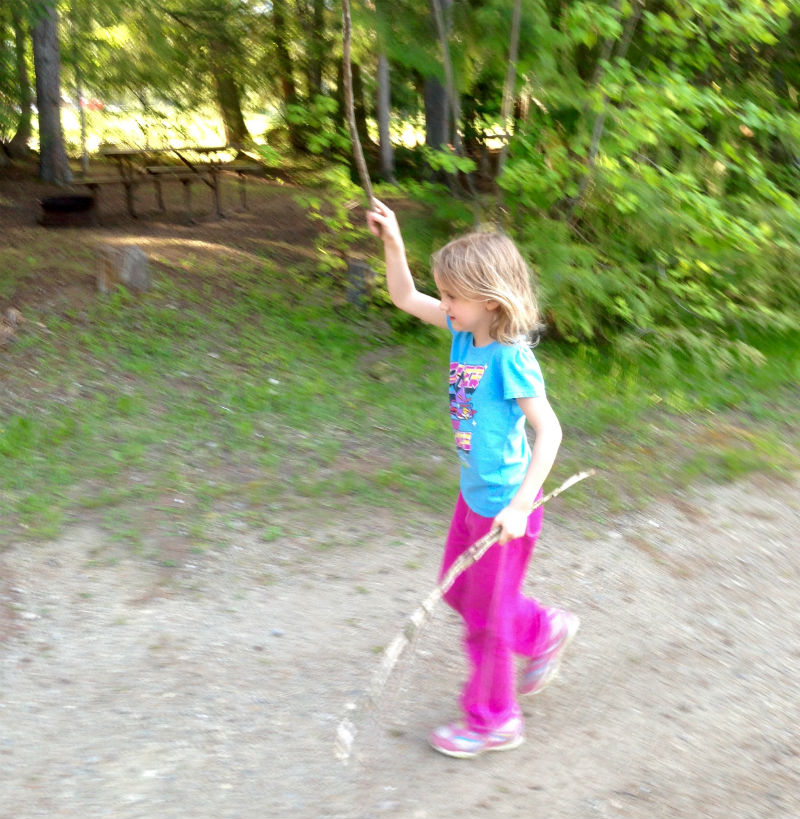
[72,146,262,222]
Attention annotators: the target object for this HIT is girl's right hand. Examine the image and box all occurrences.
[366,199,402,245]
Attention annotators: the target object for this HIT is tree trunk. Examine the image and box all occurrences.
[215,71,250,150]
[69,5,88,174]
[498,0,522,176]
[32,2,71,184]
[76,72,88,174]
[272,0,305,151]
[425,0,452,150]
[8,3,33,158]
[351,62,371,150]
[424,76,449,148]
[211,40,251,150]
[377,53,395,182]
[306,0,326,99]
[334,58,346,134]
[431,0,457,146]
[432,0,476,194]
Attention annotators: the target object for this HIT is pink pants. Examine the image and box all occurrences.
[441,492,549,733]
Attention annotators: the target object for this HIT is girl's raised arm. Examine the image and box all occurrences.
[367,200,448,329]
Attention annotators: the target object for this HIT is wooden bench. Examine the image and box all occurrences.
[72,175,142,218]
[145,164,222,223]
[73,153,263,222]
[219,162,263,209]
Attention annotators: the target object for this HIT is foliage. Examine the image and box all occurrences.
[252,142,282,166]
[294,165,383,298]
[286,94,349,157]
[421,145,477,175]
[494,0,800,368]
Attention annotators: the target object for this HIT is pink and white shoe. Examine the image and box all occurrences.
[428,716,524,758]
[520,608,579,696]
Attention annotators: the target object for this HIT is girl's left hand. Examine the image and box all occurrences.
[493,504,529,544]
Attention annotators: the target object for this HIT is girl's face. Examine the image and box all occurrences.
[435,277,498,346]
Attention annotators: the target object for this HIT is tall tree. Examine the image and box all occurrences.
[299,0,328,99]
[369,0,454,152]
[271,0,304,150]
[426,0,452,152]
[497,0,522,175]
[209,36,250,149]
[32,0,71,183]
[160,1,253,148]
[371,1,396,180]
[424,75,449,149]
[81,1,255,149]
[0,5,14,155]
[8,1,33,157]
[377,53,395,181]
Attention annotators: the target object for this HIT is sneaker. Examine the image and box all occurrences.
[428,716,524,759]
[520,608,579,696]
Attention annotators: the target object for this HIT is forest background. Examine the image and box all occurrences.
[1,0,800,541]
[3,0,800,365]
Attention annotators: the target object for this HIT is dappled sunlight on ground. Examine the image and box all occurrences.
[0,165,321,315]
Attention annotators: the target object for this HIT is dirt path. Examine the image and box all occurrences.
[1,472,798,818]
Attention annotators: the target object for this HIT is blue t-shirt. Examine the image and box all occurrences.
[447,321,546,517]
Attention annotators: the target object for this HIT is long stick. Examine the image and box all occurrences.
[341,0,375,207]
[335,468,596,762]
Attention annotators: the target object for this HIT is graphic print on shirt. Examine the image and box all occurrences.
[449,362,487,454]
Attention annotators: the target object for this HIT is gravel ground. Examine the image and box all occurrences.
[1,471,799,819]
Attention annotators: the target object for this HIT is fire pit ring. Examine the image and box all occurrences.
[39,194,98,227]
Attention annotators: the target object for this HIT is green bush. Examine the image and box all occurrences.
[492,0,800,369]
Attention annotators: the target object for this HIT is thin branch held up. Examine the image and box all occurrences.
[341,0,375,207]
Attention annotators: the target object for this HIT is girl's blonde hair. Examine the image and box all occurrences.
[431,229,542,345]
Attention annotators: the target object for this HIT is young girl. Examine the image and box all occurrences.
[367,200,579,759]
